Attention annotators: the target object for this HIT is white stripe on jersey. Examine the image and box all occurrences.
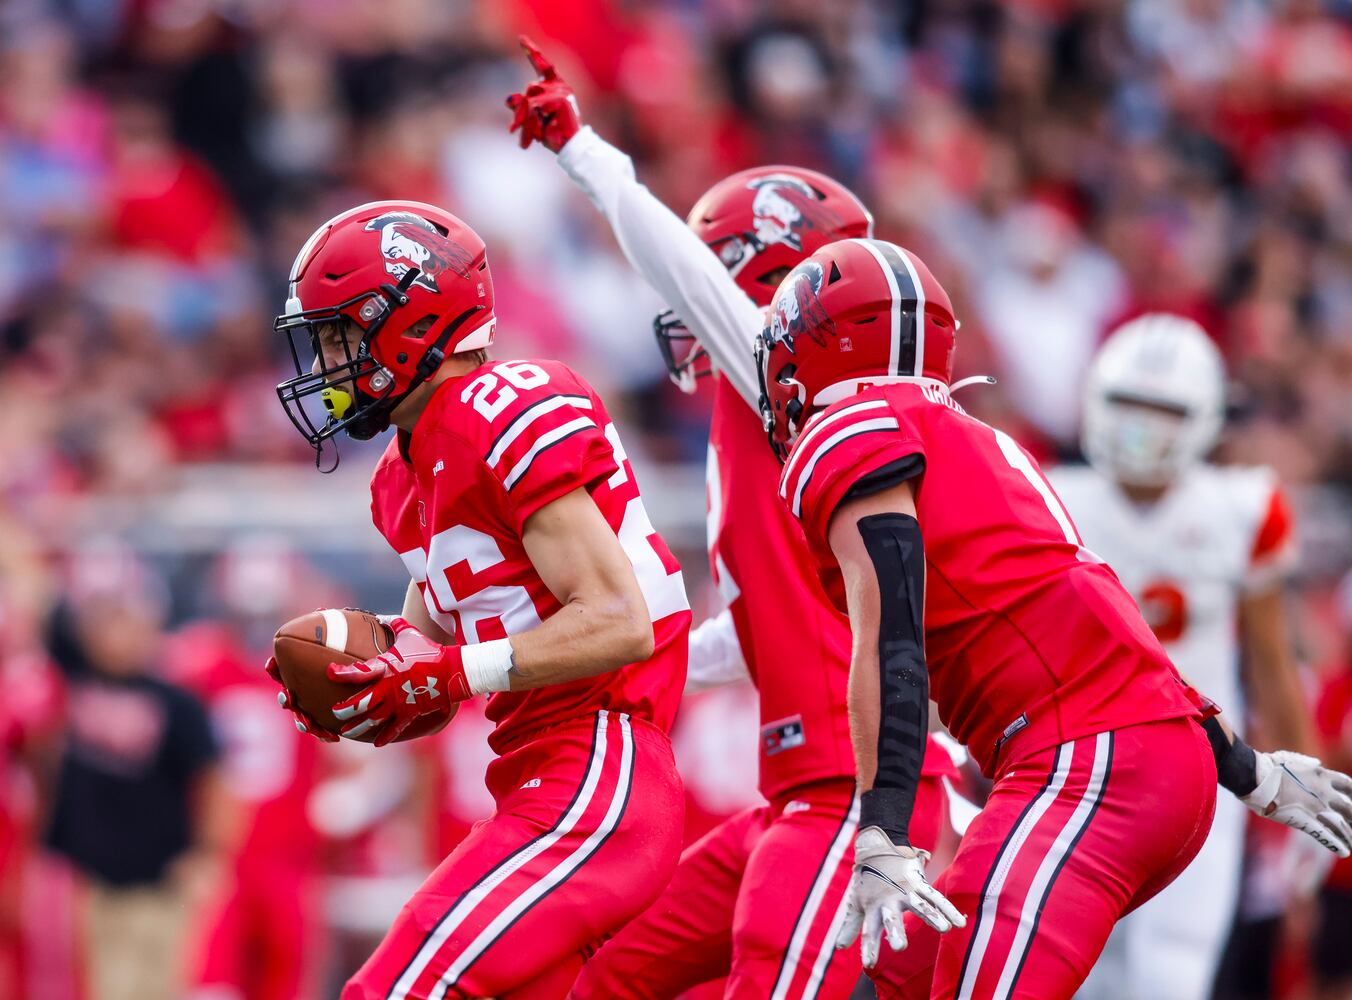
[790,417,900,518]
[485,394,594,470]
[399,548,428,583]
[501,416,598,491]
[992,430,1080,546]
[781,398,892,500]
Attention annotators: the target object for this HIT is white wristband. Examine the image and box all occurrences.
[462,638,514,695]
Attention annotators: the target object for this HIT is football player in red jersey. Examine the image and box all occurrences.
[757,238,1352,999]
[269,201,692,999]
[508,40,962,1000]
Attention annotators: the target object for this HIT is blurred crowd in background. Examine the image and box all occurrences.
[2,0,1352,997]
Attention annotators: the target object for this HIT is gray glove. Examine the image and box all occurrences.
[1242,750,1352,857]
[834,826,965,967]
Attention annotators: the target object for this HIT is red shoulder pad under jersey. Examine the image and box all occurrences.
[457,360,620,529]
[778,390,925,554]
[1246,482,1296,591]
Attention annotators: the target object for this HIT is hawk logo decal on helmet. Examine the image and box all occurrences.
[365,212,473,293]
[769,260,833,350]
[748,175,837,253]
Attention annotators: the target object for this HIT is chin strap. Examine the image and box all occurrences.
[315,435,341,474]
[950,375,997,393]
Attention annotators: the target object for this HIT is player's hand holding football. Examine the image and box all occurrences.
[1242,750,1352,857]
[505,35,581,152]
[835,826,965,967]
[265,655,339,743]
[328,618,474,747]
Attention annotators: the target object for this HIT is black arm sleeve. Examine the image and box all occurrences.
[1202,715,1259,797]
[856,513,929,847]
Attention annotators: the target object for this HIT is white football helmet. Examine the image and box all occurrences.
[1082,313,1226,487]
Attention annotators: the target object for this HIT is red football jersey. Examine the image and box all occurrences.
[780,383,1202,777]
[369,359,690,754]
[708,376,854,798]
[709,376,955,799]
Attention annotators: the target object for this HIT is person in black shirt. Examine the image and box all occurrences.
[45,564,224,1000]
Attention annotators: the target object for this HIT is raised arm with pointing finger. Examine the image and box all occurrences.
[507,37,871,410]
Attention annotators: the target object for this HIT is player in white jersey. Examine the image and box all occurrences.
[1052,314,1315,1000]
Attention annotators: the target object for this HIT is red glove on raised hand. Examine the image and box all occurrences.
[264,656,338,743]
[328,618,472,747]
[505,35,582,153]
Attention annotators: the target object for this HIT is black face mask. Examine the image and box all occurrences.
[274,271,415,467]
[652,310,711,392]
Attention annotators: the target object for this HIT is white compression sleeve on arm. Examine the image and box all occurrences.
[557,127,767,409]
[685,608,751,694]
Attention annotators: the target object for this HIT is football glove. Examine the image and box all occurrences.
[1242,750,1352,858]
[505,35,581,153]
[835,826,965,968]
[264,656,338,743]
[328,618,472,747]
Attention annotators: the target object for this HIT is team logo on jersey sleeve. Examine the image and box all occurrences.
[365,211,473,293]
[768,259,834,351]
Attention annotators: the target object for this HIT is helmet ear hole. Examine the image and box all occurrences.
[404,316,439,338]
[828,261,842,284]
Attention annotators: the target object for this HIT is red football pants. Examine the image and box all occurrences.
[871,718,1217,1000]
[344,711,684,1000]
[570,774,948,999]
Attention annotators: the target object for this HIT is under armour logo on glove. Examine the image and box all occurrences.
[402,678,441,704]
[328,618,473,746]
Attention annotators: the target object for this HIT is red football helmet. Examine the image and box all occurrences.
[275,200,496,456]
[656,166,873,392]
[756,239,957,461]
